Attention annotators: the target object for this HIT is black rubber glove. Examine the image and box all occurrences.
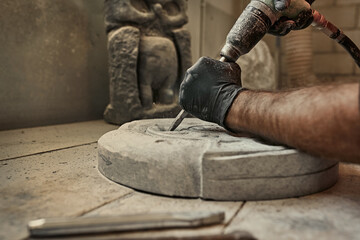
[269,0,314,36]
[179,57,243,128]
[274,0,315,10]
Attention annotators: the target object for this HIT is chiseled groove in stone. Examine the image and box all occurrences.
[146,123,228,141]
[146,125,205,141]
[203,150,282,157]
[202,164,339,201]
[199,142,212,198]
[207,163,339,181]
[203,150,337,180]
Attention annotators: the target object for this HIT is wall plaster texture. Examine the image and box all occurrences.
[98,118,339,201]
[0,0,109,130]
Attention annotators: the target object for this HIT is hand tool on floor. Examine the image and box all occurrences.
[27,212,224,238]
[168,0,360,131]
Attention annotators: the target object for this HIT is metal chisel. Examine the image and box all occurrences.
[28,212,225,238]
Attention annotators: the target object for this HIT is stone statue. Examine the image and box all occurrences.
[237,40,277,91]
[104,0,192,125]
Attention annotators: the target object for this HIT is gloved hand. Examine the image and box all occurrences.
[270,0,314,36]
[274,0,291,11]
[179,57,244,128]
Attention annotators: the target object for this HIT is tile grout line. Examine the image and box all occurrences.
[221,201,247,234]
[0,142,97,162]
[75,192,135,217]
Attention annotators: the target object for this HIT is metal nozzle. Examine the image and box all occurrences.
[168,110,188,131]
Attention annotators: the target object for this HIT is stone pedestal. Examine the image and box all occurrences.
[238,40,277,90]
[98,119,338,201]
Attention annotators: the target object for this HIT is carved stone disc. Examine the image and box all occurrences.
[98,119,338,201]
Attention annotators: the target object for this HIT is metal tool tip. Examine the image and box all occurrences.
[168,110,188,131]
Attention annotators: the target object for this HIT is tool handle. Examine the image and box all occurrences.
[220,1,276,62]
[28,212,225,237]
[338,35,360,68]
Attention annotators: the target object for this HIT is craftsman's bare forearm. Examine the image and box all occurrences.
[225,83,360,162]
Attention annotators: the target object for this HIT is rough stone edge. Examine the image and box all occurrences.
[97,119,339,201]
[98,128,206,197]
[203,149,338,179]
[201,163,339,201]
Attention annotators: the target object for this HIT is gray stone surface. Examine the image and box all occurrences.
[104,0,192,125]
[98,118,339,201]
[204,164,338,201]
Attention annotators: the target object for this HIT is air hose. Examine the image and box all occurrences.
[312,10,360,68]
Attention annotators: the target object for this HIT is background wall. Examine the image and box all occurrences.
[0,0,109,130]
[0,0,358,130]
[187,0,246,61]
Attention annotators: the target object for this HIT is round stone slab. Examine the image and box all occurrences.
[98,119,338,201]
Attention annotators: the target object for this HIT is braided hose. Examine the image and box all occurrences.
[312,10,360,68]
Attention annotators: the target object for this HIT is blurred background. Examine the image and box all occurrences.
[0,0,359,130]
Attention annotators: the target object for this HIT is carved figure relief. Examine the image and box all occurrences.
[104,0,192,125]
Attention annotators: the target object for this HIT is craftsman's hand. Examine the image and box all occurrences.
[179,57,243,128]
[270,0,314,36]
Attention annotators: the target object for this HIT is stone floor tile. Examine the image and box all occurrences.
[225,163,360,240]
[0,144,132,240]
[0,120,118,161]
[86,191,241,222]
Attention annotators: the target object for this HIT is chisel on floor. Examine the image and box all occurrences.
[28,212,225,238]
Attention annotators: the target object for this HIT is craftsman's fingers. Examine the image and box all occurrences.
[268,19,296,36]
[186,56,214,76]
[294,8,314,29]
[224,62,242,85]
[274,0,313,11]
[186,57,241,84]
[179,56,243,126]
[274,0,291,11]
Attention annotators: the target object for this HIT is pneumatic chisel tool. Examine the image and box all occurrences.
[169,0,360,131]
